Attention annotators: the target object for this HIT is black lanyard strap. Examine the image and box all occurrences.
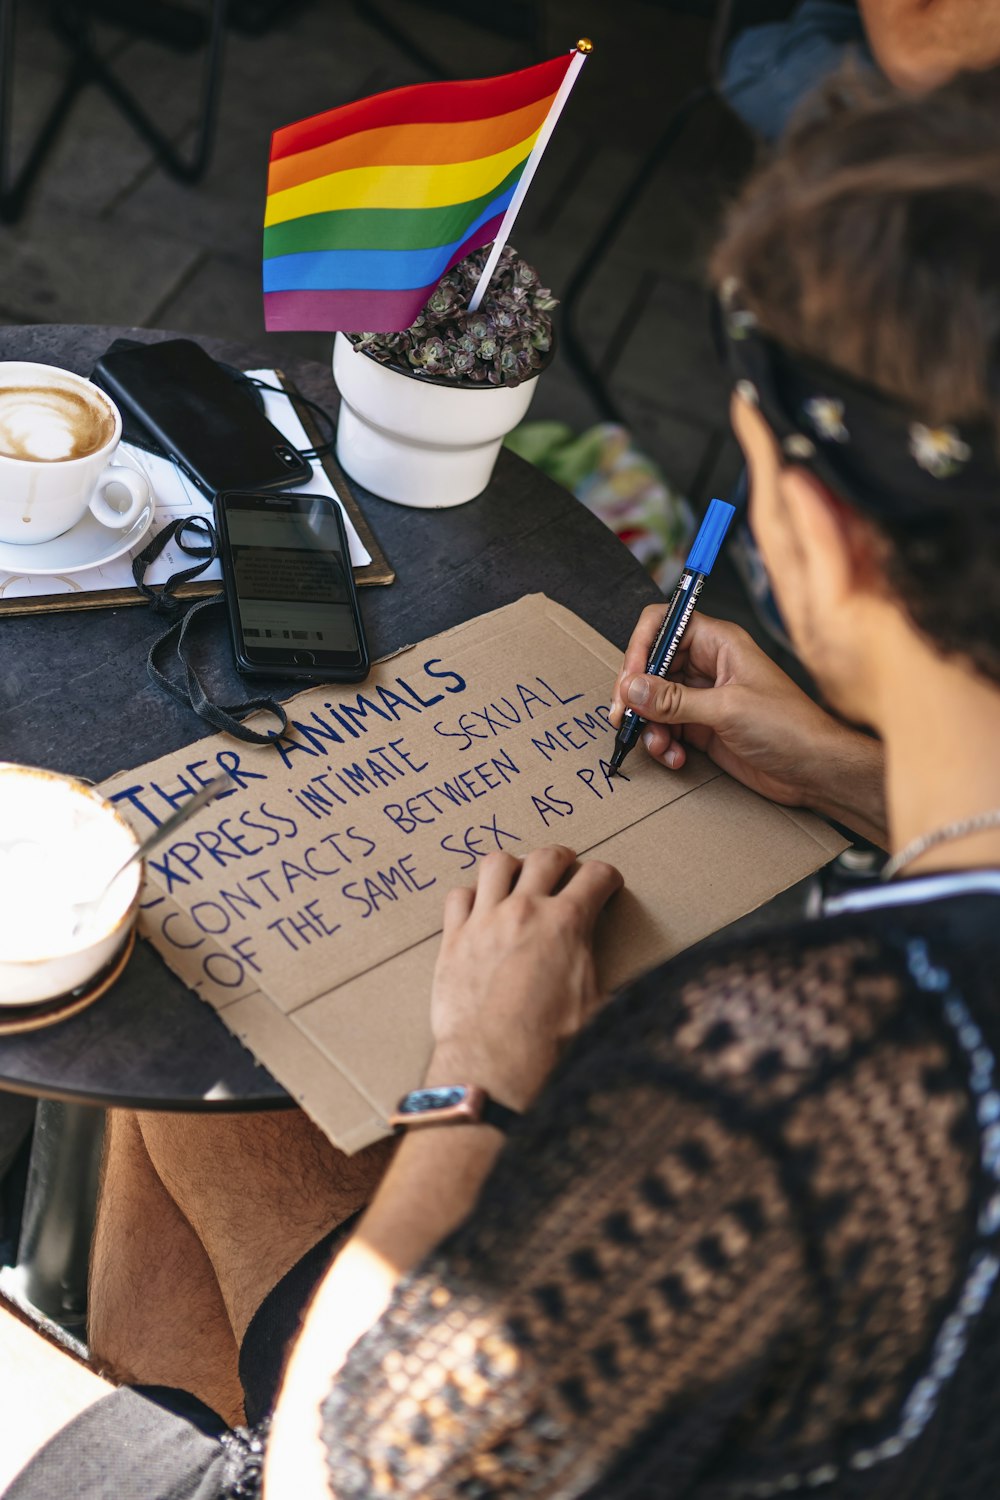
[132,514,218,615]
[132,515,289,745]
[146,596,289,745]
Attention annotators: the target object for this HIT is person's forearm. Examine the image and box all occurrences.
[265,1059,505,1499]
[351,1103,503,1277]
[859,0,1000,89]
[804,722,887,848]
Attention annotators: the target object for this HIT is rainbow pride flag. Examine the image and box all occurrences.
[263,52,576,333]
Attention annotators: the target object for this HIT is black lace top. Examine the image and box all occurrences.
[321,874,1000,1500]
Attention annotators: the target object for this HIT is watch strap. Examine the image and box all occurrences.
[480,1094,520,1132]
[389,1084,521,1133]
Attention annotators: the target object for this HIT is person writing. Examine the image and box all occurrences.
[4,62,1000,1500]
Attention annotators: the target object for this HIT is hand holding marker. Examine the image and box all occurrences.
[609,498,736,777]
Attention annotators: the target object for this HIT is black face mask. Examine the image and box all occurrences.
[714,280,1000,523]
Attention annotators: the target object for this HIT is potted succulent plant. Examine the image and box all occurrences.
[332,245,557,508]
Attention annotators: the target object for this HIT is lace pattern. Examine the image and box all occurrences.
[321,901,1000,1500]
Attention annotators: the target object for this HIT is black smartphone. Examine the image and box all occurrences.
[93,338,312,497]
[215,490,370,681]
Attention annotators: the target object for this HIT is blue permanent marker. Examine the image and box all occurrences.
[609,497,736,776]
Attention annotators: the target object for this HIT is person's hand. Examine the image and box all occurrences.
[610,610,886,841]
[427,847,623,1111]
[610,609,837,803]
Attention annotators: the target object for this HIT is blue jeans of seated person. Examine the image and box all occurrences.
[720,0,874,141]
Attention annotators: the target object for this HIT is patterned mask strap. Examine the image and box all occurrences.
[716,280,999,521]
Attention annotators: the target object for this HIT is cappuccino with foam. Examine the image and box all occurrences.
[0,362,149,545]
[0,380,116,463]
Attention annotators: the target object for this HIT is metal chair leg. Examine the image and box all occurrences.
[0,0,90,223]
[15,1100,105,1326]
[0,0,228,224]
[52,0,229,183]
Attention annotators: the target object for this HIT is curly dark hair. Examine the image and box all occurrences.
[711,65,1000,684]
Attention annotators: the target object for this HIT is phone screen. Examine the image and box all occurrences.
[222,495,364,669]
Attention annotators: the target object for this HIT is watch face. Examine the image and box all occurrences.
[399,1086,468,1114]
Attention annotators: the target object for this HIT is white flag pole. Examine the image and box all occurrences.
[467,39,592,314]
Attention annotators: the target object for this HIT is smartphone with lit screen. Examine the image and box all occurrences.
[215,490,369,681]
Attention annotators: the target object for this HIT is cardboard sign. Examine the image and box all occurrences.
[102,596,846,1151]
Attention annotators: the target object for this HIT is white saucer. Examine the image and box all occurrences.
[0,450,154,576]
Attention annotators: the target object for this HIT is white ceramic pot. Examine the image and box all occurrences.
[333,331,543,508]
[0,765,141,1006]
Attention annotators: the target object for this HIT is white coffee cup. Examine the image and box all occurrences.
[0,764,141,1006]
[0,362,149,545]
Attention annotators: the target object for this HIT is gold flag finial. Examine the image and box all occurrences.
[575,37,593,53]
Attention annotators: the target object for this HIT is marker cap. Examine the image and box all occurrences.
[685,497,736,575]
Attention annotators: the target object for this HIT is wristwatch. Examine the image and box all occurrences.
[389,1085,521,1133]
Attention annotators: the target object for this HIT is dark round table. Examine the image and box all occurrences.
[0,325,663,1111]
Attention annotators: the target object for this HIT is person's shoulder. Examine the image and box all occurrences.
[558,885,1000,1121]
[651,913,897,1098]
[590,899,971,1111]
